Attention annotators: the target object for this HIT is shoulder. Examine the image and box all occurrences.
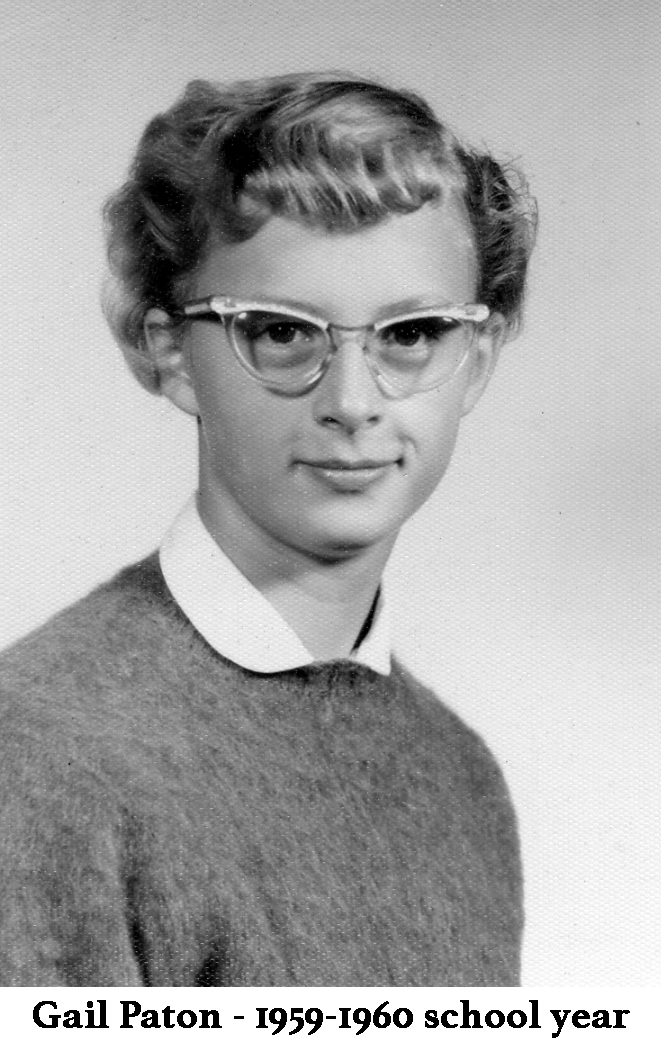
[0,553,171,688]
[0,553,232,844]
[390,657,520,843]
[390,657,495,753]
[392,658,503,760]
[0,554,195,763]
[2,552,168,652]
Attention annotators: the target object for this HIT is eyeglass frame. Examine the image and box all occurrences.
[172,295,491,398]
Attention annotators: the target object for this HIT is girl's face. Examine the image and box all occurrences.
[151,201,499,564]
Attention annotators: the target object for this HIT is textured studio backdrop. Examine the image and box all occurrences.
[1,0,659,986]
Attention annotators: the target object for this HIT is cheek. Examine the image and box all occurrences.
[404,392,464,466]
[204,396,270,476]
[194,359,299,484]
[401,395,465,502]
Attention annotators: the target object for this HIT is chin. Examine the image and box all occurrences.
[296,509,401,561]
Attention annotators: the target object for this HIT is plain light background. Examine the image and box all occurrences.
[0,0,658,987]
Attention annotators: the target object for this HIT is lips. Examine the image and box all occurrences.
[305,458,397,470]
[298,457,400,492]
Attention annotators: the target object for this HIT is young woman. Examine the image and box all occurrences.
[0,72,535,986]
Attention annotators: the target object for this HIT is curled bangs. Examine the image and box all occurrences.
[237,142,461,235]
[199,83,465,238]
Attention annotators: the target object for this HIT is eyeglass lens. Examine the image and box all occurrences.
[231,310,471,394]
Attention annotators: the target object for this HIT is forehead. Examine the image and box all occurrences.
[195,200,478,321]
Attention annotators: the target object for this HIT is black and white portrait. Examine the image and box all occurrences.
[0,0,657,994]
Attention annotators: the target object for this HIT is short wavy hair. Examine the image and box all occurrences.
[103,72,537,392]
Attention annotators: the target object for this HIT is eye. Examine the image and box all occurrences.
[382,316,459,348]
[262,320,316,345]
[237,312,320,347]
[232,311,326,375]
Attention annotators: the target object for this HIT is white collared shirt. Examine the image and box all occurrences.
[159,496,391,676]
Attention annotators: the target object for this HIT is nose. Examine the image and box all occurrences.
[312,329,384,432]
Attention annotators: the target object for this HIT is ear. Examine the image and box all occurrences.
[143,308,199,416]
[460,313,506,416]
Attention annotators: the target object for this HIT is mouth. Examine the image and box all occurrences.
[298,457,401,491]
[306,458,398,470]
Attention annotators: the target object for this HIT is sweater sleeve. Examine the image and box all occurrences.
[0,733,144,986]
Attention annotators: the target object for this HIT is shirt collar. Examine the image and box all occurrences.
[159,496,391,676]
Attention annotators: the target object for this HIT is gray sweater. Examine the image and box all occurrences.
[0,554,522,986]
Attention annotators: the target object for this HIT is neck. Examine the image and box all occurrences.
[197,483,395,661]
